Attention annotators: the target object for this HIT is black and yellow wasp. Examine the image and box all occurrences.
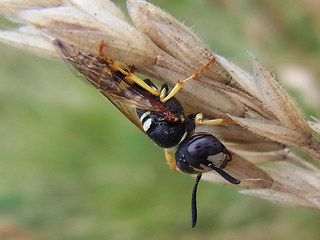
[54,39,240,227]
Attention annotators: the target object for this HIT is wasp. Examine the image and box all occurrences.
[54,39,240,228]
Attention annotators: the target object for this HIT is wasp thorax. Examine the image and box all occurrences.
[136,91,192,149]
[137,107,187,148]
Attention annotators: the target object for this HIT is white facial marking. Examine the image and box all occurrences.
[142,118,152,132]
[139,111,151,122]
[178,131,188,145]
[207,153,225,168]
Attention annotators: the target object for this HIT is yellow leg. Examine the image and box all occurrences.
[98,42,160,96]
[195,113,236,125]
[165,149,178,171]
[161,56,216,102]
[160,85,168,100]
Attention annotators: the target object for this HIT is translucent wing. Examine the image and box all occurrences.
[54,39,162,132]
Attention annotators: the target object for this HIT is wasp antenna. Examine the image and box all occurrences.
[208,164,240,185]
[191,174,202,228]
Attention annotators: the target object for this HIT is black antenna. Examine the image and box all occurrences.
[191,166,240,228]
[208,163,241,185]
[191,174,202,228]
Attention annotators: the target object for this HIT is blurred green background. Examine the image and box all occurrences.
[1,0,320,239]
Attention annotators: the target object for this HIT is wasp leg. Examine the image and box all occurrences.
[195,113,236,125]
[98,41,160,96]
[161,56,216,102]
[165,149,178,171]
[160,85,168,100]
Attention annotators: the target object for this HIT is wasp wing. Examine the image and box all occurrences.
[54,39,159,132]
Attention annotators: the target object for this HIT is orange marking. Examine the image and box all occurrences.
[165,149,178,171]
[98,41,113,65]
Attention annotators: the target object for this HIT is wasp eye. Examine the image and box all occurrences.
[175,133,225,174]
[187,135,224,158]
